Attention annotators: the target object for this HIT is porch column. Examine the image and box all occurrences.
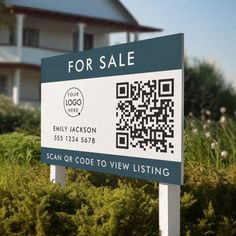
[15,14,25,59]
[127,32,132,43]
[13,69,21,105]
[77,22,86,51]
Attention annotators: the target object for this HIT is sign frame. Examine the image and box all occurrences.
[41,33,184,186]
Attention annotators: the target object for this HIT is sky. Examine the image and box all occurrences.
[110,0,236,88]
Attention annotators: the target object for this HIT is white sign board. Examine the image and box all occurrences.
[41,34,184,185]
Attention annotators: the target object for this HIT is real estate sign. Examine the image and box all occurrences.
[41,33,184,185]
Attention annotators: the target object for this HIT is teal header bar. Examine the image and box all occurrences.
[41,147,182,185]
[41,33,183,83]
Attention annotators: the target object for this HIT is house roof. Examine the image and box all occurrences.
[5,0,162,32]
[0,62,40,71]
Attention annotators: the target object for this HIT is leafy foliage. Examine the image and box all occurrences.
[0,0,13,26]
[0,164,159,236]
[0,132,40,164]
[182,167,236,235]
[0,95,40,135]
[0,0,6,25]
[185,115,236,168]
[184,60,236,119]
[0,118,236,235]
[0,162,235,235]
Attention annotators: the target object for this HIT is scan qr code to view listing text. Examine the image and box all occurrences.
[116,78,174,153]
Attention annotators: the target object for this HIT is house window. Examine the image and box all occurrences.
[23,28,39,47]
[9,26,15,45]
[0,75,8,95]
[84,34,93,51]
[72,32,78,52]
[73,33,94,52]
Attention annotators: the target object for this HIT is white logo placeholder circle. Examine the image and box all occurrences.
[63,87,84,117]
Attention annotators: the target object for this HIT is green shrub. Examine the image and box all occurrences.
[0,116,235,235]
[0,164,81,236]
[67,169,159,198]
[0,132,40,164]
[0,164,160,236]
[17,105,40,136]
[185,116,236,168]
[182,167,236,235]
[0,95,40,135]
[75,184,159,236]
[0,162,235,235]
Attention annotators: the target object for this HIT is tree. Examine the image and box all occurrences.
[184,59,236,119]
[0,0,12,26]
[0,0,5,24]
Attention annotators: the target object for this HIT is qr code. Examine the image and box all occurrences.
[116,78,174,153]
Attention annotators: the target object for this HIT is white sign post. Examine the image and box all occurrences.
[50,165,65,185]
[159,183,180,236]
[41,34,184,235]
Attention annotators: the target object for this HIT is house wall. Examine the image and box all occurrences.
[0,16,110,50]
[0,69,12,96]
[20,70,40,101]
[0,15,111,105]
[94,33,109,48]
[24,17,74,51]
[0,68,40,103]
[0,26,10,44]
[24,17,110,51]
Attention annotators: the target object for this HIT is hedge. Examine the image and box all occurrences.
[0,163,235,235]
[0,132,40,164]
[0,95,40,135]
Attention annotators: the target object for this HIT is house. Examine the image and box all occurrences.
[0,0,161,108]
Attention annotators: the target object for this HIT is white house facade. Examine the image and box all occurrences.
[0,0,161,108]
